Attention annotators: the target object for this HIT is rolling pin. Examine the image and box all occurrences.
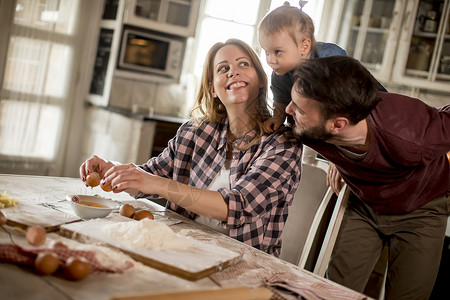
[111,286,273,300]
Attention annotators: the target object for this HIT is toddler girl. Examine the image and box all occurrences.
[258,1,347,132]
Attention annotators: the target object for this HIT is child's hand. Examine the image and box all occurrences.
[263,117,284,133]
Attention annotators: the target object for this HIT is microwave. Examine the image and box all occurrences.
[117,26,186,80]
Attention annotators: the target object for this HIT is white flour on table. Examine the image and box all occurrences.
[101,219,193,250]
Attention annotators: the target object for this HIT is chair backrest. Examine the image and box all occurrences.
[279,163,329,265]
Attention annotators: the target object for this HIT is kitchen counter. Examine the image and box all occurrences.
[81,105,186,166]
[0,174,370,300]
[99,104,189,125]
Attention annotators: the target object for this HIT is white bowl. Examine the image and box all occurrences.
[66,195,119,220]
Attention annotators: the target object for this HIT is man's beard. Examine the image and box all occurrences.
[293,121,333,141]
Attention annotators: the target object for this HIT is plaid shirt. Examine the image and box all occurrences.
[138,119,302,256]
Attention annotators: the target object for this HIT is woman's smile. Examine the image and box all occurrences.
[227,81,248,90]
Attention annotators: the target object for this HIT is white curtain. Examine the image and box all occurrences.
[0,0,82,174]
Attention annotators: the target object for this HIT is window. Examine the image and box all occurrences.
[0,0,99,175]
[187,0,268,82]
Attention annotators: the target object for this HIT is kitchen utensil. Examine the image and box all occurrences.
[406,43,432,71]
[369,16,381,28]
[111,286,273,300]
[439,56,450,74]
[419,11,438,33]
[67,195,118,220]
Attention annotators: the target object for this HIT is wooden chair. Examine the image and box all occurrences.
[308,184,350,276]
[279,161,330,265]
[280,157,350,278]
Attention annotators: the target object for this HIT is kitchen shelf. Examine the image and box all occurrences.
[322,0,450,93]
[413,31,440,38]
[123,0,200,37]
[351,26,390,34]
[436,73,450,79]
[392,0,450,92]
[326,0,402,82]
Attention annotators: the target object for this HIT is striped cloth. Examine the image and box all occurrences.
[265,272,369,300]
[0,243,133,274]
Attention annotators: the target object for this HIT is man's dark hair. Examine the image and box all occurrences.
[292,56,382,124]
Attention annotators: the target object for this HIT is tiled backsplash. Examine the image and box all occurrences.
[109,74,196,118]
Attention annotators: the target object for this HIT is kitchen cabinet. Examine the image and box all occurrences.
[88,0,199,108]
[392,0,450,92]
[88,0,126,107]
[122,0,201,37]
[81,106,184,166]
[325,0,405,83]
[322,0,450,94]
[81,106,156,165]
[151,120,180,157]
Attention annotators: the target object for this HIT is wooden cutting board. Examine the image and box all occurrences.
[59,216,243,281]
[2,201,81,231]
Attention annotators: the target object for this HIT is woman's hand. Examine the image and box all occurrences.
[102,163,161,194]
[79,155,116,186]
[327,162,344,195]
[103,164,228,220]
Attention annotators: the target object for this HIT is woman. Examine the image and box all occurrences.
[79,39,302,256]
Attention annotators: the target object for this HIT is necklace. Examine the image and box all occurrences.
[227,134,243,148]
[227,129,255,149]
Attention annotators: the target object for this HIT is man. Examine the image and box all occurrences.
[286,55,450,300]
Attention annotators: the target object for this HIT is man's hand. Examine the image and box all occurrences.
[327,162,344,195]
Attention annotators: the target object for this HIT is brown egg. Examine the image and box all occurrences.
[86,172,101,187]
[100,181,113,192]
[34,252,59,275]
[26,226,46,246]
[0,211,6,226]
[119,203,135,218]
[133,210,154,221]
[49,240,68,250]
[64,257,90,281]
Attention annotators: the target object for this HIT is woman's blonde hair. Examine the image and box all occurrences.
[191,39,270,147]
[258,1,316,52]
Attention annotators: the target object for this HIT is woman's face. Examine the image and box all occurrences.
[211,44,263,110]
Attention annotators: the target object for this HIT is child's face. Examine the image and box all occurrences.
[259,30,309,76]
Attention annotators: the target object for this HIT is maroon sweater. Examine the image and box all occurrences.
[304,92,450,214]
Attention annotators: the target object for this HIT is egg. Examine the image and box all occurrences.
[64,257,90,281]
[86,172,101,187]
[26,226,46,246]
[133,210,154,221]
[0,211,6,226]
[49,240,68,250]
[119,203,135,218]
[34,252,59,275]
[100,181,113,192]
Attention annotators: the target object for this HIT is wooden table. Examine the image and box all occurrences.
[0,174,369,300]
